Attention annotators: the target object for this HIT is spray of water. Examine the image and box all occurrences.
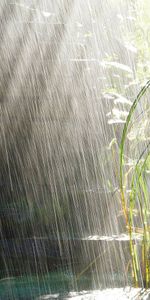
[0,0,150,298]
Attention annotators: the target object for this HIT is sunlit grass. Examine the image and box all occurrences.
[120,79,150,287]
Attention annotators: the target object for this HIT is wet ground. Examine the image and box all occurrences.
[0,274,150,300]
[0,235,148,299]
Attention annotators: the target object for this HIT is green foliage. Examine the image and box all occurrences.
[119,80,150,287]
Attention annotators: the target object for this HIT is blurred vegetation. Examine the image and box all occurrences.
[1,0,150,247]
